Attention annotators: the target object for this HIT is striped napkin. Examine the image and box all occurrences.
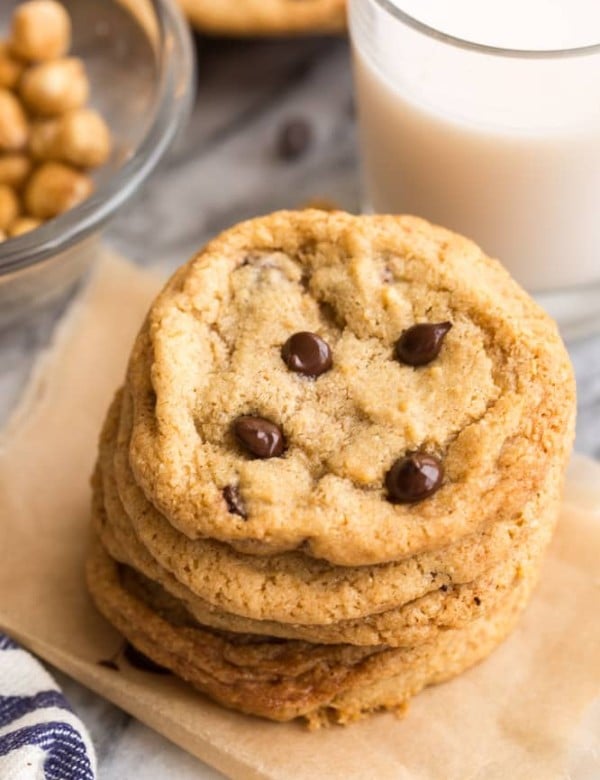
[0,634,96,780]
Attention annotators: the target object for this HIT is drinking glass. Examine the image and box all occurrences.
[349,0,600,339]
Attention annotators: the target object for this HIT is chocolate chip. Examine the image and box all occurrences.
[223,484,247,519]
[381,266,394,283]
[277,118,312,161]
[395,322,452,367]
[474,596,481,606]
[281,331,333,377]
[233,416,285,459]
[123,642,170,674]
[385,452,444,504]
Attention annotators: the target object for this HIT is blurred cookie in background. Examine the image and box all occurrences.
[178,0,346,36]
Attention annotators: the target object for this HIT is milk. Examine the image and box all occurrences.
[349,0,600,291]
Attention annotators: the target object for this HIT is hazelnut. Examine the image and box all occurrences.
[25,161,93,218]
[0,42,24,89]
[8,216,42,237]
[9,1,71,62]
[54,108,112,168]
[20,57,89,117]
[0,4,111,230]
[0,185,21,231]
[0,154,33,188]
[0,90,29,151]
[29,109,111,168]
[28,119,59,160]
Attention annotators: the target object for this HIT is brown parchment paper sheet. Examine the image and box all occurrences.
[0,252,599,780]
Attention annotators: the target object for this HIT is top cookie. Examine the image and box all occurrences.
[178,0,346,36]
[126,210,575,566]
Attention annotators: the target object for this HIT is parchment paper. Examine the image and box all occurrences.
[0,252,599,780]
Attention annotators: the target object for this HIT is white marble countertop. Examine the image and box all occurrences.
[1,34,599,779]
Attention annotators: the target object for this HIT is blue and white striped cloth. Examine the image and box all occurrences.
[0,634,96,780]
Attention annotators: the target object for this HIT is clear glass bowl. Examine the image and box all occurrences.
[0,0,195,328]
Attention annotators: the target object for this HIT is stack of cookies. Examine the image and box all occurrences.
[87,211,575,726]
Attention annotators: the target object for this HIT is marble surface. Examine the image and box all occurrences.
[1,33,599,779]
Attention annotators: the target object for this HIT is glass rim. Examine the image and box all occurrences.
[372,0,600,59]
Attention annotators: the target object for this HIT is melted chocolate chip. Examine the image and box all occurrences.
[385,452,444,504]
[233,416,285,459]
[395,322,452,367]
[123,642,170,674]
[281,331,333,378]
[223,484,247,519]
[277,118,313,161]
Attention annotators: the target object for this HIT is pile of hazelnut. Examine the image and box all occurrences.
[0,0,111,242]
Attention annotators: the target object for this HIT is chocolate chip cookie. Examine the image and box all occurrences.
[125,211,574,566]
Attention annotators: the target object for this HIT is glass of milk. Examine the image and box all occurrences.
[349,0,600,339]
